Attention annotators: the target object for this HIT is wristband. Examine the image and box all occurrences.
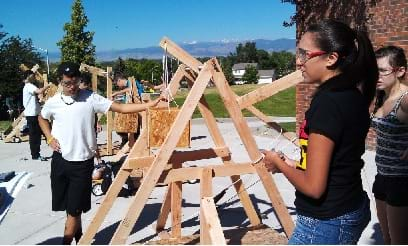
[47,136,54,145]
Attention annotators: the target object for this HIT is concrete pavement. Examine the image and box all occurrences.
[0,117,382,244]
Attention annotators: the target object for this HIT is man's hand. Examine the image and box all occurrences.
[149,94,167,107]
[96,123,102,133]
[49,138,61,153]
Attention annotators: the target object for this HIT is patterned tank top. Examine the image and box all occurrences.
[371,91,408,176]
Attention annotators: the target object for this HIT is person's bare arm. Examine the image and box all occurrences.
[110,96,164,113]
[34,84,51,95]
[262,132,334,199]
[38,115,61,152]
[111,87,131,99]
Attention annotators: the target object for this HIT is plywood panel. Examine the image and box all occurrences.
[114,111,139,133]
[148,108,191,148]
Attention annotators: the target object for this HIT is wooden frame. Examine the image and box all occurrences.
[79,37,303,245]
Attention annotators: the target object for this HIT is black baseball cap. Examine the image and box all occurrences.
[57,62,81,77]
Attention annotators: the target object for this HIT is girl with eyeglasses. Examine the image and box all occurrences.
[261,20,378,244]
[371,46,408,244]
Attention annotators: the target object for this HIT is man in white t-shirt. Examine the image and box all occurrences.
[22,70,50,161]
[38,62,164,244]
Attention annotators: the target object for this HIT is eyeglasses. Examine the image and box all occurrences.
[296,48,327,65]
[378,67,398,77]
[61,78,80,87]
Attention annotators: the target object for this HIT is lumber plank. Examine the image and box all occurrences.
[171,162,182,238]
[200,197,226,245]
[237,70,303,109]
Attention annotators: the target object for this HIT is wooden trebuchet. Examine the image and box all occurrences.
[79,37,300,245]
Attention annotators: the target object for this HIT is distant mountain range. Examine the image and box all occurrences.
[48,38,295,61]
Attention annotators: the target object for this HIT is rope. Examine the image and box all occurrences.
[162,43,179,110]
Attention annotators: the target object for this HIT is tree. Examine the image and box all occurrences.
[242,65,259,84]
[57,0,95,64]
[257,49,273,69]
[270,51,295,78]
[113,57,126,76]
[219,57,235,85]
[0,33,43,107]
[236,42,258,63]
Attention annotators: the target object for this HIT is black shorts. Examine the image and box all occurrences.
[372,174,408,207]
[50,152,94,216]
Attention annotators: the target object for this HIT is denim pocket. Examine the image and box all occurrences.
[338,198,371,244]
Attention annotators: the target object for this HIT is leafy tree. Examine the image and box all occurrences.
[220,57,235,85]
[113,57,126,76]
[270,51,295,78]
[242,65,259,84]
[236,42,258,63]
[257,49,274,69]
[0,31,43,107]
[57,0,95,64]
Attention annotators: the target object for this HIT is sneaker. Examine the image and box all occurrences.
[32,156,47,161]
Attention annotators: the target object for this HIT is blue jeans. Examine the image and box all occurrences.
[289,197,370,244]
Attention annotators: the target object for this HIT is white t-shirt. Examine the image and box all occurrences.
[23,83,40,116]
[41,89,113,161]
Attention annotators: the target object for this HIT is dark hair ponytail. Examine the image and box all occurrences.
[354,31,378,106]
[306,20,378,106]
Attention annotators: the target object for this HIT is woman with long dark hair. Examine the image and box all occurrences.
[372,45,408,244]
[261,20,378,244]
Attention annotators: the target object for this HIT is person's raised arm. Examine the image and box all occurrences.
[109,95,165,113]
[111,87,131,99]
[34,84,51,95]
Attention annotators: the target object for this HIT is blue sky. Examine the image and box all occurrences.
[1,0,295,52]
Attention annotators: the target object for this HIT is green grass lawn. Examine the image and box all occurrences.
[173,84,295,118]
[0,121,11,132]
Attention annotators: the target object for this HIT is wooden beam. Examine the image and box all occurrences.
[237,70,303,109]
[254,164,294,237]
[80,63,106,77]
[156,184,172,232]
[109,61,214,244]
[106,67,113,155]
[200,197,226,245]
[3,117,25,142]
[92,73,98,92]
[78,169,132,244]
[211,62,262,161]
[160,37,201,72]
[200,168,214,244]
[162,163,257,184]
[124,147,230,169]
[171,162,182,238]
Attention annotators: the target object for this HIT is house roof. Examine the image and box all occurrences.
[232,63,258,70]
[257,69,275,77]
